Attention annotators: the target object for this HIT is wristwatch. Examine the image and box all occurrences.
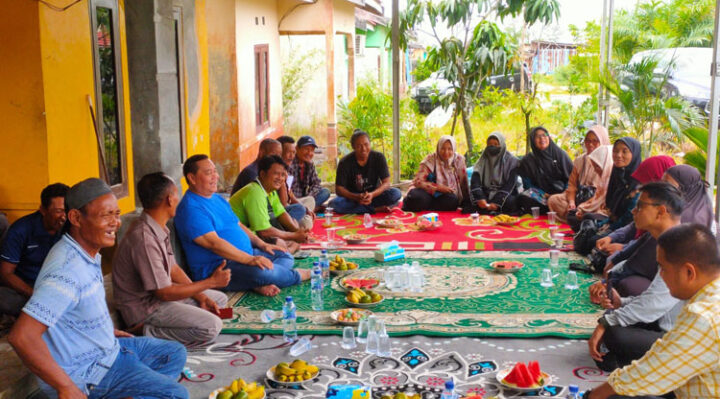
[597,315,610,328]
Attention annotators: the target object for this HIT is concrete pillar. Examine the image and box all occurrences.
[324,0,337,164]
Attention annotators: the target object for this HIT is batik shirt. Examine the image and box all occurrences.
[289,159,323,198]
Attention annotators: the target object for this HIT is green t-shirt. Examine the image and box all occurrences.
[229,181,286,232]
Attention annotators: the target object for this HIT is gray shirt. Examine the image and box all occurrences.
[604,271,685,331]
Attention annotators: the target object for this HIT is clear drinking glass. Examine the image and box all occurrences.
[547,211,557,225]
[377,333,391,357]
[549,249,560,267]
[553,232,564,249]
[531,207,540,219]
[341,326,357,349]
[564,270,579,290]
[470,212,480,224]
[325,207,334,226]
[540,268,554,287]
[357,319,369,343]
[260,309,276,323]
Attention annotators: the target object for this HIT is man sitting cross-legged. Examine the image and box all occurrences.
[113,172,231,348]
[0,183,68,317]
[230,156,309,253]
[8,178,188,399]
[585,223,720,399]
[175,154,310,297]
[587,182,684,372]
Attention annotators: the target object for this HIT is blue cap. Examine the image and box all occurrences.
[445,379,454,390]
[285,296,293,302]
[322,249,327,253]
[313,261,319,266]
[569,385,579,393]
[297,135,318,148]
[313,269,322,274]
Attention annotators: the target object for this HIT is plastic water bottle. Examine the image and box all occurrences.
[311,268,323,311]
[440,379,457,399]
[282,296,298,343]
[319,250,330,286]
[566,385,580,399]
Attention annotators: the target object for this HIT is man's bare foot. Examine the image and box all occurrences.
[253,284,280,296]
[298,268,312,281]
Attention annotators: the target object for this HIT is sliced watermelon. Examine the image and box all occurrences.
[502,363,526,387]
[528,361,542,384]
[343,279,379,289]
[517,362,536,387]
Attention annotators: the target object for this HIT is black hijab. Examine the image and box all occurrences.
[605,137,642,217]
[518,126,574,194]
[666,165,714,228]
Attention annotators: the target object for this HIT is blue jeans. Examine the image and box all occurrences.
[329,187,402,214]
[223,247,299,291]
[286,203,307,222]
[314,188,331,207]
[85,337,187,399]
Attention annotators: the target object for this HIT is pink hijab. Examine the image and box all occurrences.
[418,135,467,202]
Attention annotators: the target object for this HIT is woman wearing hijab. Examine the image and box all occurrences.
[469,132,520,214]
[402,135,469,212]
[517,126,574,214]
[548,125,611,226]
[664,164,714,229]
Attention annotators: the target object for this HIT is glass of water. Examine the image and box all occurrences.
[540,268,554,287]
[341,326,357,349]
[547,211,557,225]
[564,270,579,290]
[549,248,560,267]
[357,319,369,343]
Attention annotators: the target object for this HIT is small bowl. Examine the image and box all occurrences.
[496,367,551,392]
[344,235,368,245]
[330,308,373,325]
[344,296,384,308]
[374,219,404,229]
[490,261,525,273]
[208,386,266,399]
[266,366,318,385]
[415,221,442,231]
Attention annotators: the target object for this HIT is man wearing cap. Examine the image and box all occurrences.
[0,183,68,317]
[289,135,331,213]
[8,178,188,399]
[113,172,231,348]
[175,155,311,297]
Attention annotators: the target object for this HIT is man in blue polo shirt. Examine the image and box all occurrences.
[8,178,188,399]
[175,154,310,297]
[0,183,68,317]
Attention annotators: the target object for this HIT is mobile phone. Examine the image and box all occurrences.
[606,279,614,303]
[569,262,594,274]
[294,251,311,259]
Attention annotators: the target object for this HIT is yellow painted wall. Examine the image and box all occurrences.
[187,0,211,158]
[1,0,138,222]
[0,0,49,222]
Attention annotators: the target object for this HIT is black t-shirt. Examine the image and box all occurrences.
[335,150,390,194]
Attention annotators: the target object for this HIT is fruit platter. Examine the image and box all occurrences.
[330,308,372,325]
[345,287,384,307]
[329,255,359,275]
[490,260,525,273]
[374,218,404,229]
[344,233,369,245]
[496,361,551,391]
[413,217,442,231]
[340,277,380,291]
[267,359,320,384]
[493,214,519,226]
[208,378,265,399]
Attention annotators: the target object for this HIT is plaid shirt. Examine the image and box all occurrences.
[608,276,720,398]
[289,159,322,198]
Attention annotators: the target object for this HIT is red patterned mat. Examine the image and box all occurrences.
[302,209,573,251]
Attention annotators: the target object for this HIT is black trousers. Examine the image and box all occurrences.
[517,195,549,215]
[595,322,665,372]
[402,188,459,212]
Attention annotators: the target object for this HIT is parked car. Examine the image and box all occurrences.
[411,66,533,114]
[621,47,712,116]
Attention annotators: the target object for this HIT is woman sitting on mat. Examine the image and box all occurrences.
[547,125,612,227]
[517,126,574,214]
[402,135,470,212]
[467,132,520,215]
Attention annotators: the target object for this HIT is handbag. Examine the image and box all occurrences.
[575,184,596,205]
[573,218,598,256]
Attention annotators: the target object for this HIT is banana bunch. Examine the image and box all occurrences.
[329,255,358,272]
[273,359,320,382]
[216,378,265,399]
[494,214,518,223]
[346,288,382,304]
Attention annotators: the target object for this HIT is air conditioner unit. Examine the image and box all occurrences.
[355,34,365,56]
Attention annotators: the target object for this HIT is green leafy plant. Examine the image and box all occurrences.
[281,49,322,123]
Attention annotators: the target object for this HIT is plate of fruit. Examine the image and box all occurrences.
[344,234,369,245]
[340,278,380,291]
[374,218,404,229]
[490,261,525,273]
[330,308,373,325]
[208,378,265,399]
[329,255,359,276]
[493,214,520,226]
[345,287,384,307]
[413,218,442,231]
[267,359,320,385]
[496,361,550,392]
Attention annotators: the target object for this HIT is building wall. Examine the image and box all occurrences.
[1,0,136,222]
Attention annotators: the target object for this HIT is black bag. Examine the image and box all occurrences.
[575,184,596,205]
[588,248,610,274]
[573,218,598,256]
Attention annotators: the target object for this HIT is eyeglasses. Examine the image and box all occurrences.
[635,200,662,210]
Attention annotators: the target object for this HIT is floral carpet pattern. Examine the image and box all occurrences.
[181,334,608,399]
[223,252,600,338]
[303,210,574,251]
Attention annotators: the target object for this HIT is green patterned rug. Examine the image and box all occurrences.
[223,252,601,338]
